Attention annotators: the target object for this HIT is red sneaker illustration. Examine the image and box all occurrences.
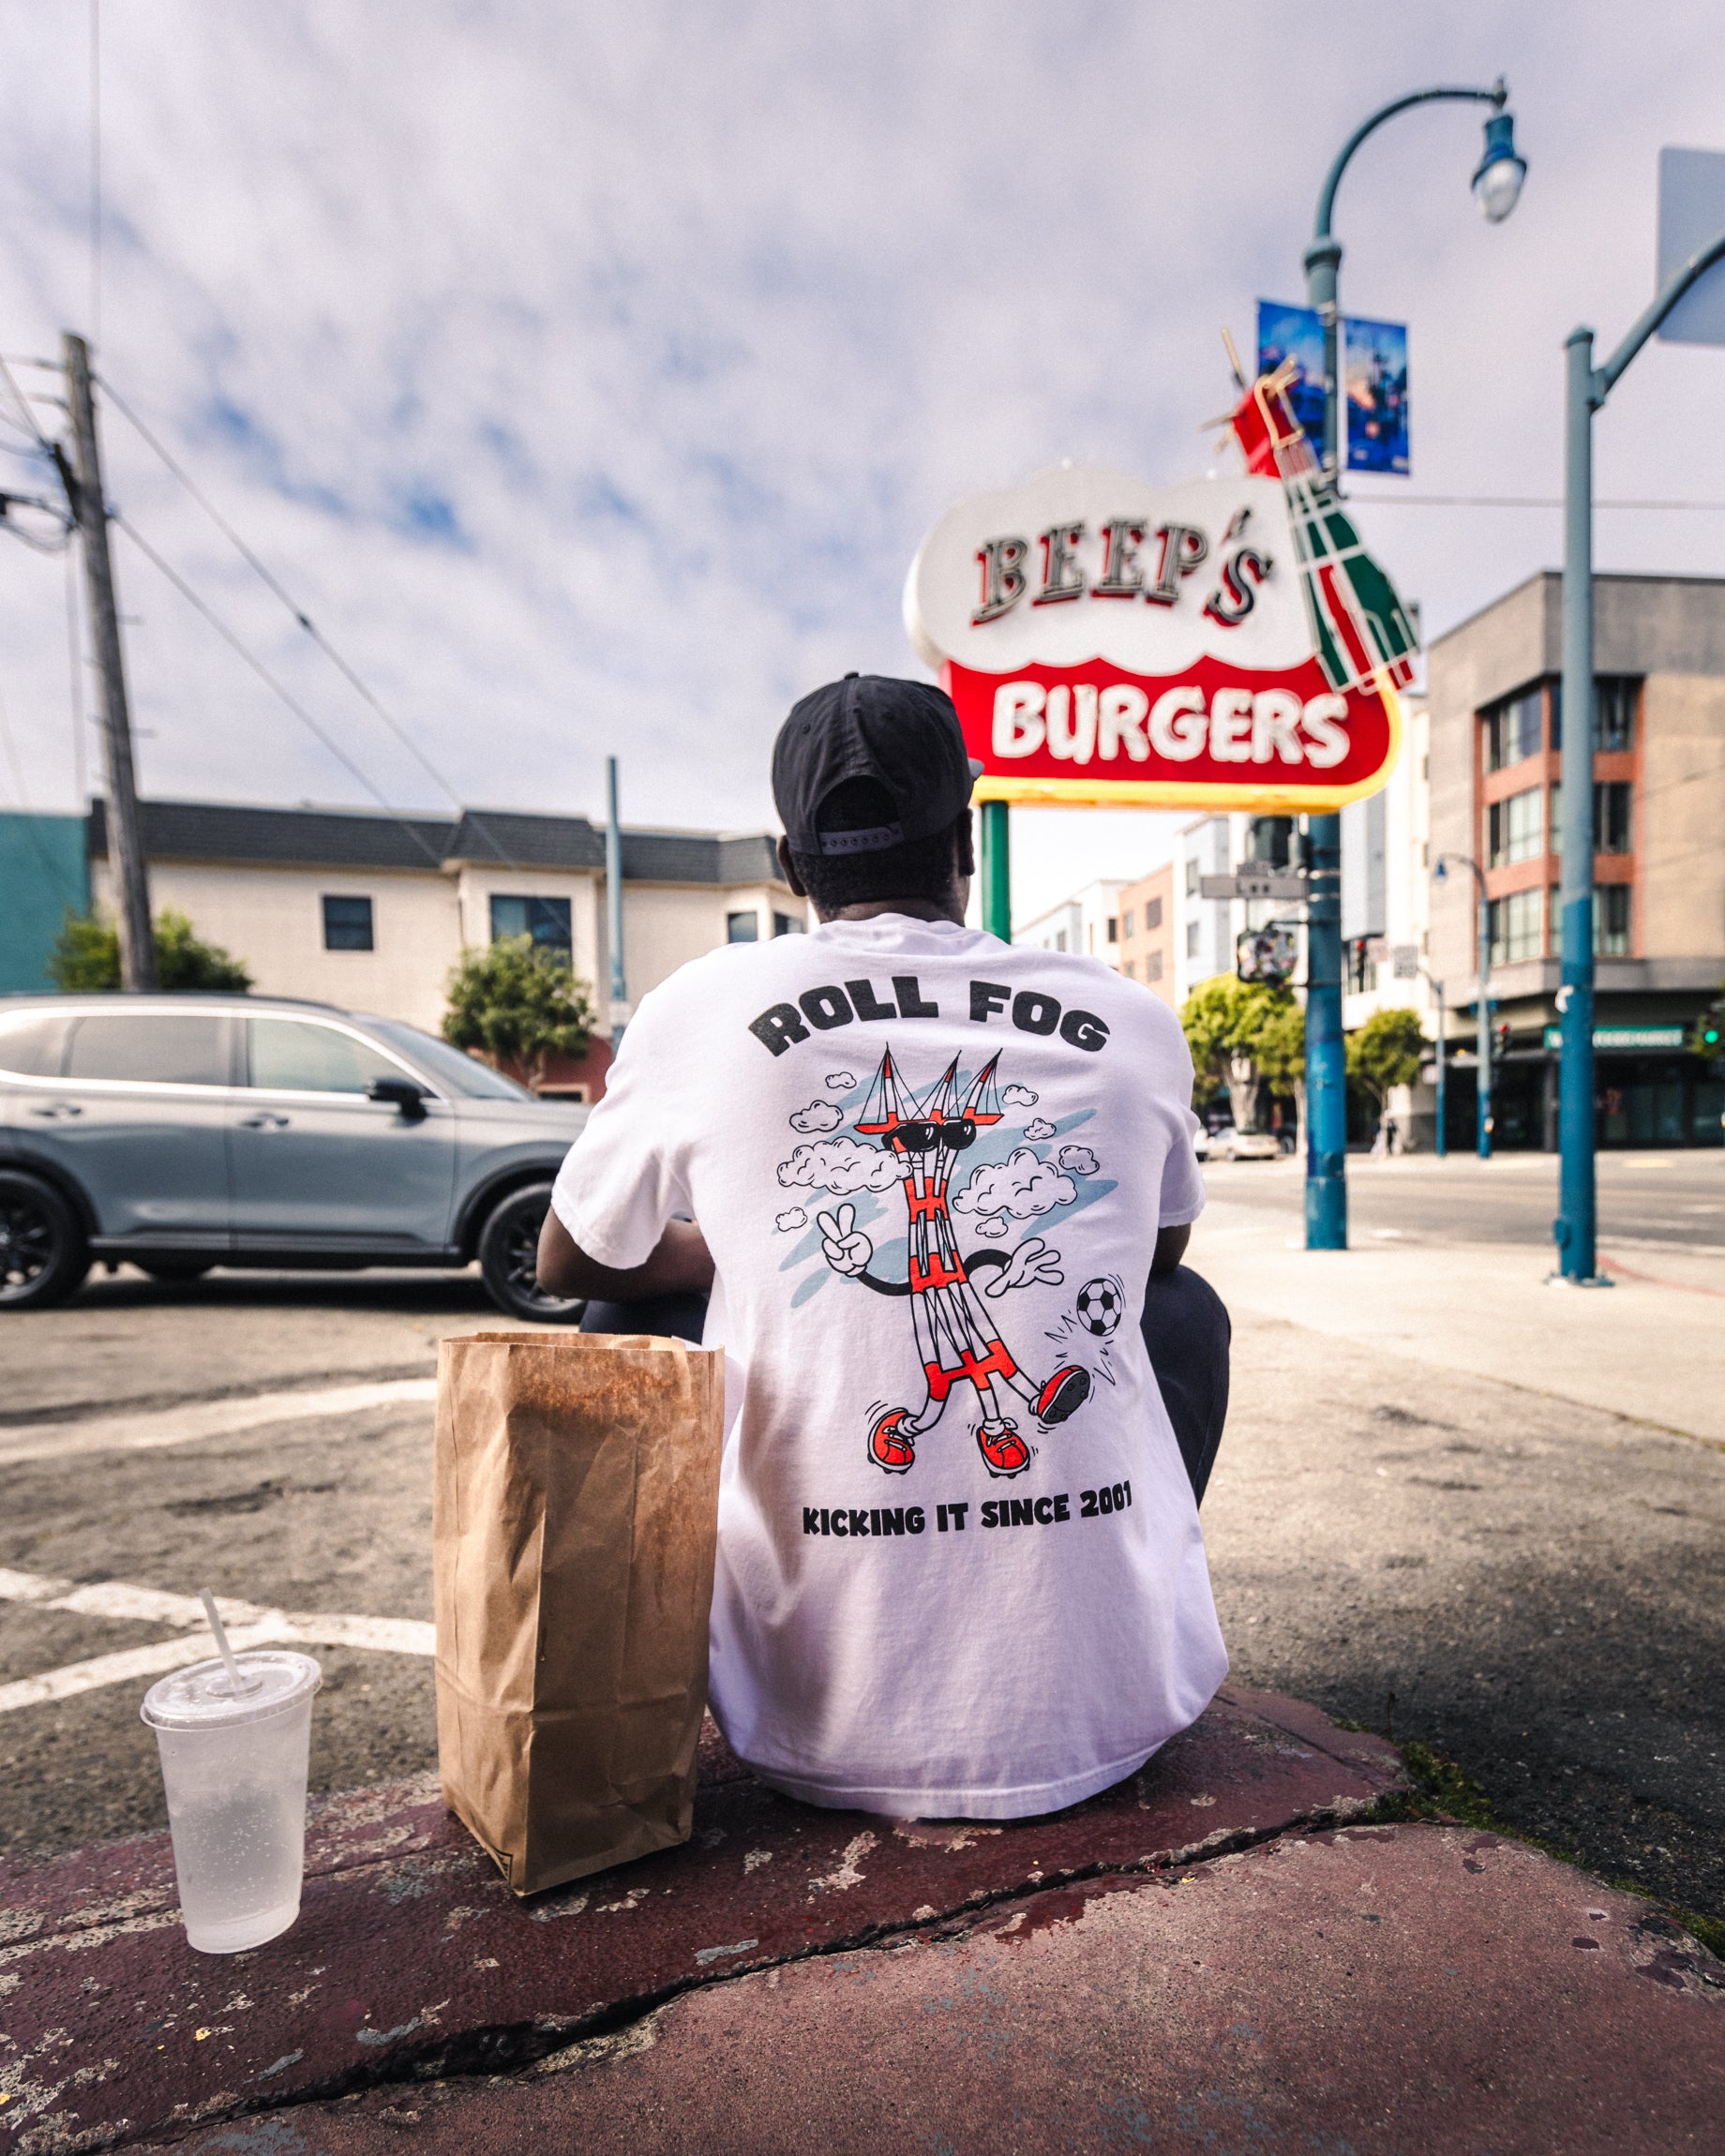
[976,1418,1031,1478]
[1035,1365,1091,1428]
[869,1408,916,1475]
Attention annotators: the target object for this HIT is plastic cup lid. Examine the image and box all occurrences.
[141,1651,322,1731]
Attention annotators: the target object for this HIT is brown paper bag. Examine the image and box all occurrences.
[433,1330,724,1895]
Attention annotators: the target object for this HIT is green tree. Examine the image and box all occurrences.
[1256,996,1307,1133]
[1345,1006,1428,1147]
[442,935,596,1089]
[1180,975,1298,1132]
[48,908,253,992]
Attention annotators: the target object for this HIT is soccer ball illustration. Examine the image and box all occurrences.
[1074,1277,1124,1338]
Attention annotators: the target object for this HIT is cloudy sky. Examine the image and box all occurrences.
[1,2,1722,921]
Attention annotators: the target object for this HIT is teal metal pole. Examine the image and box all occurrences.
[1552,220,1725,1280]
[1298,80,1509,1251]
[980,799,1010,941]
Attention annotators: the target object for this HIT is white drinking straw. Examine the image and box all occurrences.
[200,1587,258,1697]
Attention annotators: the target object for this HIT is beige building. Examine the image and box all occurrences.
[1013,878,1130,967]
[88,799,802,1098]
[1426,572,1725,1148]
[1117,863,1176,1007]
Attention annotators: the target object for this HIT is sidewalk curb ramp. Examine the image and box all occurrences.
[4,1689,1720,2152]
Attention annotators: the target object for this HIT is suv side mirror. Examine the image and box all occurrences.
[367,1075,429,1121]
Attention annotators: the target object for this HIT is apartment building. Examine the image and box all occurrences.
[1427,572,1725,1148]
[1117,864,1176,1008]
[1013,878,1130,967]
[55,796,802,1099]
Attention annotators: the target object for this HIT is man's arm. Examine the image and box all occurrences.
[536,1209,714,1303]
[1150,1223,1191,1277]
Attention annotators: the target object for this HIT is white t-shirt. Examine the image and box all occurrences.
[551,913,1227,1819]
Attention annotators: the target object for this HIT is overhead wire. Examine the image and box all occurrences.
[95,373,521,872]
[112,510,453,876]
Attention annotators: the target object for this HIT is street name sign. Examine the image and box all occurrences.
[1199,869,1310,901]
[1541,1024,1686,1053]
[904,367,1419,816]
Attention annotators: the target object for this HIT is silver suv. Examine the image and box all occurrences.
[0,995,589,1320]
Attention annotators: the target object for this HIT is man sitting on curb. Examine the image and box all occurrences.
[539,673,1230,1819]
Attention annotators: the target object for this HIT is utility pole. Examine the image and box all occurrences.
[60,331,154,989]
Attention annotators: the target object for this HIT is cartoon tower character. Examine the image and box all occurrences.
[824,1047,1090,1479]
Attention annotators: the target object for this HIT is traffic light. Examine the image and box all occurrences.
[1494,1022,1512,1061]
[1697,1004,1723,1056]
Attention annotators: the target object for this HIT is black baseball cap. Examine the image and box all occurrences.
[772,673,983,858]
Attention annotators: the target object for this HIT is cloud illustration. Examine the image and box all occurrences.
[1002,1085,1039,1107]
[1058,1144,1099,1176]
[777,1137,908,1196]
[972,1213,1010,1239]
[1023,1116,1057,1141]
[952,1146,1077,1222]
[775,1206,808,1232]
[789,1100,844,1133]
[826,1071,858,1092]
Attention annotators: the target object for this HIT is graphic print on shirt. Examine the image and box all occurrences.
[775,1046,1110,1482]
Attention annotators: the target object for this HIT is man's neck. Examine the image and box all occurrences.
[818,896,967,926]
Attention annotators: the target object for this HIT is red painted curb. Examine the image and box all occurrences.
[0,1688,1398,2149]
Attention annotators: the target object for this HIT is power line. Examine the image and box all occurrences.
[1347,492,1725,511]
[95,371,519,871]
[112,510,452,876]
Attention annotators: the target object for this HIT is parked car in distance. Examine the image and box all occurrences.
[1206,1126,1282,1163]
[0,994,590,1320]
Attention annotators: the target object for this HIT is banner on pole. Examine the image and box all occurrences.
[1343,316,1409,474]
[904,365,1418,814]
[1255,301,1327,444]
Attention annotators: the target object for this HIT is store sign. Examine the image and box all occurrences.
[1542,1025,1687,1052]
[904,368,1418,813]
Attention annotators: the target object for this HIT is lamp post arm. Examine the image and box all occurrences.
[1594,223,1725,398]
[1312,81,1507,241]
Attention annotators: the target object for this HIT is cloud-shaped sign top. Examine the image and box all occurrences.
[904,465,1310,680]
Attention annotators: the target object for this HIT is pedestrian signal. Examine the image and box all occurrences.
[1237,926,1298,986]
[1697,1004,1723,1053]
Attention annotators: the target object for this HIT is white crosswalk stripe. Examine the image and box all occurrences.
[0,1376,438,1468]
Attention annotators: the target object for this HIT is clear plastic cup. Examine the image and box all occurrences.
[142,1650,322,1954]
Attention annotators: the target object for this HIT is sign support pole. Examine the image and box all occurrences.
[980,798,1010,942]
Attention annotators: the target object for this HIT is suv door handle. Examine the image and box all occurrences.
[239,1112,291,1130]
[28,1103,82,1119]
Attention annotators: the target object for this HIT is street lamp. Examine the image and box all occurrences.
[1299,80,1523,1250]
[1555,218,1725,1284]
[1433,854,1492,1159]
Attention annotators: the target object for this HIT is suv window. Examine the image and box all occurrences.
[66,1012,231,1086]
[0,1012,71,1077]
[248,1016,405,1095]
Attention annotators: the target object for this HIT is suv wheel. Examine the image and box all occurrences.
[0,1173,90,1310]
[477,1183,585,1325]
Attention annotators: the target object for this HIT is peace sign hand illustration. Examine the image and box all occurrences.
[817,1205,873,1277]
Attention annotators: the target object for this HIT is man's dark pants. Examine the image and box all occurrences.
[578,1265,1230,1506]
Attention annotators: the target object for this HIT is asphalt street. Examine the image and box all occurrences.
[0,1165,1720,1932]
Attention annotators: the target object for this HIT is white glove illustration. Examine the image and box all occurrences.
[982,1235,1064,1299]
[817,1204,873,1277]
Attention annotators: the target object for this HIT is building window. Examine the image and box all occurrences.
[1596,884,1630,955]
[1144,896,1162,931]
[1106,916,1118,943]
[1482,683,1546,772]
[772,911,805,936]
[1146,951,1164,982]
[1488,889,1542,966]
[727,910,759,942]
[322,895,374,951]
[1487,787,1543,867]
[1121,910,1134,938]
[490,894,572,954]
[1548,782,1635,857]
[1122,959,1134,980]
[1184,859,1199,897]
[1054,929,1067,951]
[1186,921,1200,958]
[1549,675,1641,752]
